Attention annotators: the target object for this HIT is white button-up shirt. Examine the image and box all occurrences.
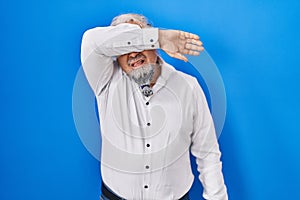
[81,23,228,200]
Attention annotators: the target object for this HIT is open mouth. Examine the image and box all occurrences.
[128,55,146,68]
[131,59,145,68]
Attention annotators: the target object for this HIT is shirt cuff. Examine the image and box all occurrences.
[142,28,160,50]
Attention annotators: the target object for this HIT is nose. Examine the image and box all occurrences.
[128,52,140,59]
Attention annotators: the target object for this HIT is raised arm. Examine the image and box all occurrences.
[80,23,159,94]
[80,23,204,94]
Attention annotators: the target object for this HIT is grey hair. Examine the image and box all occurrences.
[110,13,152,28]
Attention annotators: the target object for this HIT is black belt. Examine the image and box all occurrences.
[101,183,189,200]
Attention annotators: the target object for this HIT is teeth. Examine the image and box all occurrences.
[128,54,146,67]
[132,59,144,67]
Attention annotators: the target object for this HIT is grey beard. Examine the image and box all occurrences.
[128,63,155,97]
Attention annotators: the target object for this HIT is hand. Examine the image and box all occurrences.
[158,30,204,62]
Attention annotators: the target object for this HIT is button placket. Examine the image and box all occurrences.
[143,96,151,193]
[144,99,152,128]
[142,152,150,192]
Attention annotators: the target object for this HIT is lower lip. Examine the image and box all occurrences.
[131,62,145,69]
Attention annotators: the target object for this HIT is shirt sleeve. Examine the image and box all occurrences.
[80,23,159,95]
[190,78,228,200]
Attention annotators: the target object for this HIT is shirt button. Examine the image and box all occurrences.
[146,102,149,106]
[151,44,155,48]
[145,165,150,169]
[146,143,150,148]
[144,185,149,189]
[150,39,154,42]
[147,122,151,126]
[127,41,131,45]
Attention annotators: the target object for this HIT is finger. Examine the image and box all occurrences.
[173,53,188,62]
[188,50,201,56]
[183,31,199,40]
[181,49,190,54]
[165,51,188,62]
[180,47,204,56]
[181,49,201,56]
[186,38,203,46]
[185,43,204,51]
[179,31,186,39]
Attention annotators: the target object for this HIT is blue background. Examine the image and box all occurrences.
[1,0,300,199]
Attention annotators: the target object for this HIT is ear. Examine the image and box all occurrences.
[155,50,159,63]
[156,54,163,65]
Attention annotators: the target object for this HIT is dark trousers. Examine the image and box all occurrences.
[100,183,190,200]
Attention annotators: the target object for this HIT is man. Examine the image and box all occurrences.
[81,13,228,200]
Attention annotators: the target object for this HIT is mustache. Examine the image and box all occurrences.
[127,53,146,66]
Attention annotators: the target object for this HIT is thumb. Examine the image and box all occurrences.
[165,51,188,62]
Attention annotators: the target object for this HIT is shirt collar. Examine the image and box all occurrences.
[152,56,175,92]
[157,57,175,82]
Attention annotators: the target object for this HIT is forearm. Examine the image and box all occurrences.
[81,23,159,59]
